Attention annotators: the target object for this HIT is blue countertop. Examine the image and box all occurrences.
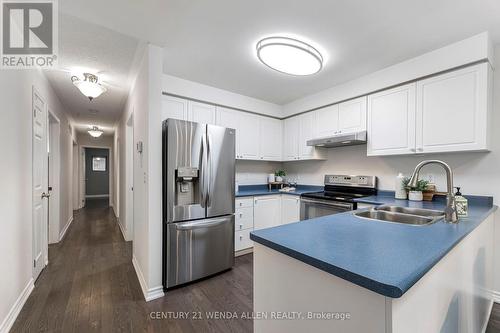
[250,194,496,298]
[236,184,323,197]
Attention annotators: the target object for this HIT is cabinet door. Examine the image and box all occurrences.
[338,96,367,134]
[367,83,416,156]
[238,113,260,160]
[283,117,299,161]
[315,104,339,138]
[298,113,316,159]
[259,117,282,161]
[254,195,281,230]
[161,95,188,121]
[416,63,490,153]
[281,195,300,224]
[216,107,242,158]
[188,101,216,125]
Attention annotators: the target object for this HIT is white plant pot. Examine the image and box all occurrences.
[275,176,283,182]
[408,191,423,201]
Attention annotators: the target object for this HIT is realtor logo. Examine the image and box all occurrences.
[1,0,57,68]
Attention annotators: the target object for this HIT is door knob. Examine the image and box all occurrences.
[41,192,50,199]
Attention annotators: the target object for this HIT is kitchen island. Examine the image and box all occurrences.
[250,195,497,333]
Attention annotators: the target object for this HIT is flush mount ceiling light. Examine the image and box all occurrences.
[88,126,103,138]
[71,73,107,101]
[256,36,324,76]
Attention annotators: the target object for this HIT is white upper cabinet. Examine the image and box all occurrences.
[216,106,242,157]
[239,112,261,160]
[338,96,367,134]
[313,96,367,138]
[315,104,339,138]
[283,117,300,161]
[367,63,492,156]
[283,114,325,161]
[259,117,282,161]
[298,112,317,159]
[416,63,491,153]
[188,101,216,125]
[161,95,188,121]
[367,83,417,156]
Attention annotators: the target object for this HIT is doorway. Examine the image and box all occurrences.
[48,111,61,244]
[84,147,111,206]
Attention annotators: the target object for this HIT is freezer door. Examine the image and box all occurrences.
[206,124,235,218]
[165,215,235,288]
[164,119,206,222]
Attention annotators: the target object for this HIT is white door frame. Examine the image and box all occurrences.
[32,86,48,280]
[125,112,134,241]
[81,145,113,203]
[47,110,61,245]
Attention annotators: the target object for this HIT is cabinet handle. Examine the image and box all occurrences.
[239,224,243,229]
[239,235,243,240]
[239,213,243,217]
[417,148,423,152]
[410,148,416,152]
[239,202,243,206]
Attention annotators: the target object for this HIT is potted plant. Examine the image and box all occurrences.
[275,170,286,183]
[403,178,429,201]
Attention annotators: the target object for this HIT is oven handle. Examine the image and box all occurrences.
[300,197,353,209]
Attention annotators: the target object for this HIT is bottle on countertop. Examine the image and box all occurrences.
[395,173,407,199]
[454,187,468,217]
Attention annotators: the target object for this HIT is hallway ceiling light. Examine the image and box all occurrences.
[71,73,107,101]
[256,36,323,76]
[88,126,103,138]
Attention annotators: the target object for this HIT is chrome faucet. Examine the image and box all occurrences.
[408,160,458,223]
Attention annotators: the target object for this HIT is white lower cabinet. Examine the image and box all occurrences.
[254,195,282,230]
[281,195,300,225]
[234,194,301,254]
[235,229,253,252]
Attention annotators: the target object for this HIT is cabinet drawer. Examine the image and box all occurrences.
[235,229,253,252]
[236,197,254,208]
[235,207,254,230]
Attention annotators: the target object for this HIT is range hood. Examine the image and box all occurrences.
[307,131,367,148]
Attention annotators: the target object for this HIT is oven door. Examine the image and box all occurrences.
[300,197,354,220]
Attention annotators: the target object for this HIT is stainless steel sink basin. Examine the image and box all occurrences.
[374,205,445,218]
[354,206,445,226]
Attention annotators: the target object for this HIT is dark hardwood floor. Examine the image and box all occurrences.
[487,303,500,333]
[11,198,253,333]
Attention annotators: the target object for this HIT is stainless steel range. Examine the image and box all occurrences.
[300,175,377,220]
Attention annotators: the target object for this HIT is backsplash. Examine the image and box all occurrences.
[236,160,282,185]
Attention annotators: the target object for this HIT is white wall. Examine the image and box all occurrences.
[162,74,283,118]
[283,32,493,117]
[284,45,500,206]
[116,44,164,300]
[0,69,74,332]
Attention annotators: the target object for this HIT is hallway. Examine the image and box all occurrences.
[11,199,253,333]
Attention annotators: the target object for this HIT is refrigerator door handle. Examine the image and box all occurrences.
[200,132,208,208]
[206,133,213,207]
[174,216,232,230]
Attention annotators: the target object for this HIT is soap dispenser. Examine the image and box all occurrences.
[454,187,468,217]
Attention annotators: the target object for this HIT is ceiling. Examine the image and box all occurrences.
[60,0,500,105]
[44,14,141,134]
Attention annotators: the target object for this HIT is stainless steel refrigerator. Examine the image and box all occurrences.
[162,118,235,289]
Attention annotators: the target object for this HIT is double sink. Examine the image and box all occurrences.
[354,205,445,226]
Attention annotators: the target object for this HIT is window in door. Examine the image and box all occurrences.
[92,156,107,172]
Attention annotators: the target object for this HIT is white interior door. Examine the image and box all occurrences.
[125,120,134,241]
[32,87,48,280]
[79,147,86,208]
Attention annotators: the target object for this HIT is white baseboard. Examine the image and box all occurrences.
[235,247,253,257]
[59,215,73,242]
[492,290,500,303]
[0,278,34,333]
[132,255,164,302]
[85,194,109,199]
[117,218,128,241]
[481,298,494,333]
